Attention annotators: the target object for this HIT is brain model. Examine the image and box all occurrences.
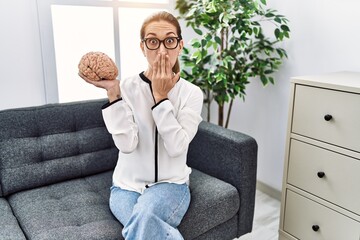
[78,52,118,81]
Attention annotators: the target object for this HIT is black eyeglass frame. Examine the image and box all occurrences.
[142,37,182,50]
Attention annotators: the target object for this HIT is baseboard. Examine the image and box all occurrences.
[256,180,281,201]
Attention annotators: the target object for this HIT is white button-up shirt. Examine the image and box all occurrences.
[102,72,203,193]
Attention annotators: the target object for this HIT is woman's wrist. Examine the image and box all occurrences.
[154,94,167,104]
[107,89,121,103]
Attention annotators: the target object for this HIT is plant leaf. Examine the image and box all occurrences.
[280,24,290,32]
[269,76,275,84]
[201,39,207,47]
[194,28,203,35]
[253,27,259,36]
[192,41,201,48]
[214,36,222,45]
[283,31,290,38]
[274,17,282,24]
[260,75,268,86]
[191,51,200,59]
[274,28,280,39]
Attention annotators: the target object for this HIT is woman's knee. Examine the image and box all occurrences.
[109,186,140,225]
[133,183,190,224]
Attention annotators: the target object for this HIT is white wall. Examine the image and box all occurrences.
[0,0,45,110]
[1,0,360,191]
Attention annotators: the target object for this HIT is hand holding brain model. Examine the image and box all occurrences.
[78,52,118,81]
[78,52,120,102]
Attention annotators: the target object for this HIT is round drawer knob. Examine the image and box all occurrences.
[312,225,320,232]
[324,114,332,121]
[317,171,325,178]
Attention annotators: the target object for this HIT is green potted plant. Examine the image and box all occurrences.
[176,0,290,128]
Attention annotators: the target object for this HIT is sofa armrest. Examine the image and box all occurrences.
[187,121,258,237]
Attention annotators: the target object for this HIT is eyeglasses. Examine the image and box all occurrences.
[142,37,182,50]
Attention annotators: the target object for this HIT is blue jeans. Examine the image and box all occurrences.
[109,183,190,240]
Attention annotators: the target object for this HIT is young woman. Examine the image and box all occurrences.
[80,11,203,240]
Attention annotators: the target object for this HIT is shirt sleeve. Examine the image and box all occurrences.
[151,86,203,158]
[102,99,139,153]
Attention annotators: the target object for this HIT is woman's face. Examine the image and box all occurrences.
[141,20,183,71]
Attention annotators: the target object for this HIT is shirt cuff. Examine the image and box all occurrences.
[102,98,122,109]
[151,98,168,110]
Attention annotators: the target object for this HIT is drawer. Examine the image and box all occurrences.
[284,190,360,240]
[292,85,360,152]
[288,139,360,215]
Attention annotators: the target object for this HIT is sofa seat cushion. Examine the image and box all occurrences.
[180,169,240,239]
[8,171,122,240]
[7,169,239,240]
[0,198,27,239]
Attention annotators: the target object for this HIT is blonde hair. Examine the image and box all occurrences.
[140,11,182,73]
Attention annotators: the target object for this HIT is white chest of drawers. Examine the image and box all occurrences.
[279,72,360,240]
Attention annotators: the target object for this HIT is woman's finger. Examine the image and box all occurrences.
[152,54,160,78]
[165,54,171,76]
[160,53,165,76]
[79,72,117,90]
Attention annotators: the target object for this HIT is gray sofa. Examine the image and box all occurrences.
[0,99,257,240]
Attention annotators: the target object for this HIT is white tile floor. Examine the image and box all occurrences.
[235,190,281,240]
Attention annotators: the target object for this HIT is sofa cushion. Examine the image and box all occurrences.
[8,169,239,240]
[0,100,118,196]
[180,169,240,239]
[8,171,122,240]
[192,215,238,240]
[0,198,27,239]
